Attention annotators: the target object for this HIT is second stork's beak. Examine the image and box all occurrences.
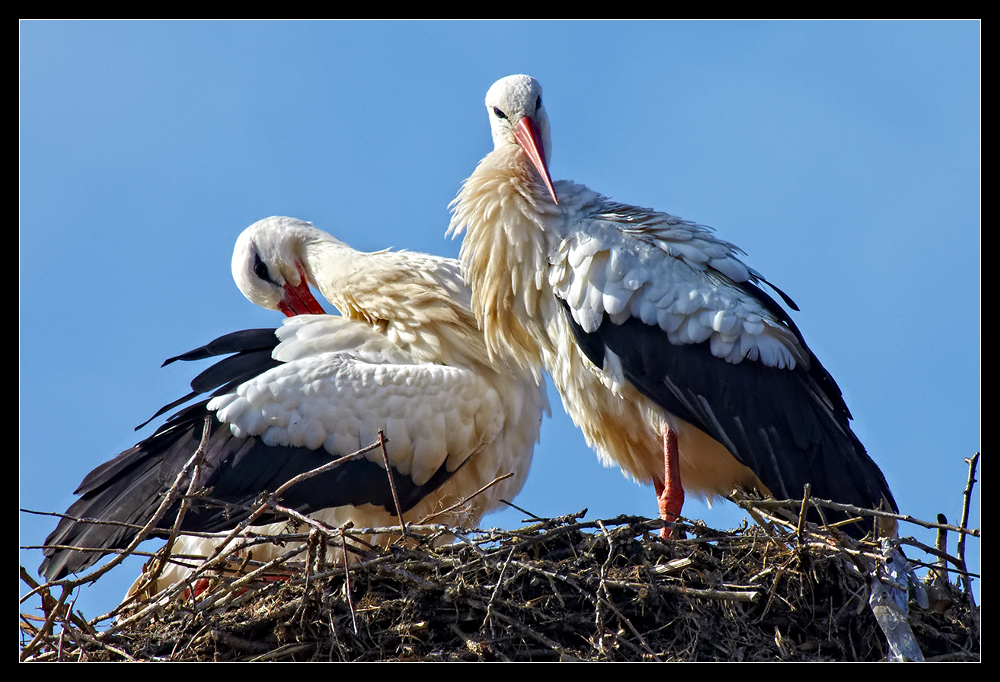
[514,116,558,205]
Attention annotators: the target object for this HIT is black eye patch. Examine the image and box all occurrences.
[253,252,274,283]
[493,106,508,120]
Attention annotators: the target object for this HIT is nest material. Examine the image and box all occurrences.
[20,501,979,662]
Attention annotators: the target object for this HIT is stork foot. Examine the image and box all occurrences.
[654,480,685,539]
[180,571,293,601]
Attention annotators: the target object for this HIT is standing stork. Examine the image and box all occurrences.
[39,216,547,583]
[448,74,896,538]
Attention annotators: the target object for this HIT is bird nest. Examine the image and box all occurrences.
[20,488,979,662]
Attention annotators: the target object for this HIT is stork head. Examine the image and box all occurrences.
[485,75,558,205]
[232,216,327,317]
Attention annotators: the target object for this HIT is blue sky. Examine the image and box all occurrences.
[20,20,980,619]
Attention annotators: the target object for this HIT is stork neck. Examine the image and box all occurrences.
[295,231,495,378]
[291,231,365,315]
[449,148,565,376]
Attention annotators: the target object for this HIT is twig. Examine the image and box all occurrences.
[340,528,358,634]
[189,440,386,573]
[796,483,811,545]
[133,416,213,598]
[731,494,980,537]
[482,546,515,632]
[420,472,516,525]
[22,442,215,653]
[375,430,407,540]
[958,452,979,600]
[934,513,949,585]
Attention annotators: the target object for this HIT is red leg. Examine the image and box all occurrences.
[655,423,684,538]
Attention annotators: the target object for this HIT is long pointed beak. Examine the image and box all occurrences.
[514,117,558,205]
[278,266,326,316]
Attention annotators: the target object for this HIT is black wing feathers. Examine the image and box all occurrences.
[136,329,283,429]
[39,327,461,581]
[563,302,896,538]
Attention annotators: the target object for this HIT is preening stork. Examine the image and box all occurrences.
[39,216,547,583]
[448,74,897,538]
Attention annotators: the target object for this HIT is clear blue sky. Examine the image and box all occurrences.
[20,20,980,619]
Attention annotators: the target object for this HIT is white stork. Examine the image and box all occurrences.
[448,74,897,538]
[39,216,547,583]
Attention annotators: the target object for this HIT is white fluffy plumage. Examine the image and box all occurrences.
[449,75,896,537]
[127,217,548,597]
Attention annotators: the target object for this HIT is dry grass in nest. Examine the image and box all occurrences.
[20,479,979,662]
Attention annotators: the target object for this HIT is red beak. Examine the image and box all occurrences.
[514,116,558,205]
[278,264,326,317]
